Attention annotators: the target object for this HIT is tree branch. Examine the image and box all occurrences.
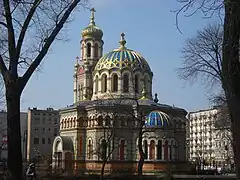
[21,0,81,91]
[0,55,9,80]
[3,0,17,77]
[0,22,7,28]
[16,0,42,60]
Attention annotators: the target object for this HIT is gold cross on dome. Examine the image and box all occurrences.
[90,8,96,25]
[121,32,125,40]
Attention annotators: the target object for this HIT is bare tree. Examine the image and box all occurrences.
[93,99,118,180]
[177,23,223,88]
[174,0,240,177]
[0,0,88,179]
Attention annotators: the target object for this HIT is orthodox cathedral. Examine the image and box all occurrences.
[52,8,188,174]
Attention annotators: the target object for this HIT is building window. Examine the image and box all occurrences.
[112,74,118,92]
[48,128,51,132]
[95,75,99,94]
[33,138,39,145]
[135,75,139,93]
[48,118,52,124]
[119,139,125,160]
[149,140,156,160]
[98,116,103,127]
[42,138,45,144]
[79,136,83,156]
[88,139,93,159]
[144,75,149,93]
[42,128,45,133]
[120,120,125,127]
[123,74,129,93]
[34,128,39,133]
[48,138,51,144]
[105,116,111,126]
[87,43,91,57]
[42,118,45,124]
[144,140,148,159]
[100,139,107,160]
[35,117,40,124]
[157,140,162,160]
[164,140,169,160]
[101,74,107,93]
[94,43,98,58]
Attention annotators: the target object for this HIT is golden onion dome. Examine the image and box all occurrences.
[81,8,103,38]
[94,33,151,72]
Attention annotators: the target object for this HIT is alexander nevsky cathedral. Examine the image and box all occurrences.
[52,8,188,175]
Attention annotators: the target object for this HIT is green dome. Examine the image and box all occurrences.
[81,8,103,38]
[81,24,103,38]
[94,33,151,72]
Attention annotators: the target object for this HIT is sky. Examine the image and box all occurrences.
[20,0,220,112]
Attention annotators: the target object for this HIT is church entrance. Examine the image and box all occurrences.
[65,152,73,171]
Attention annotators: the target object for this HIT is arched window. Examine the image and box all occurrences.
[119,139,125,160]
[81,46,84,59]
[157,140,162,160]
[87,43,91,57]
[101,74,107,93]
[164,140,169,160]
[143,140,148,159]
[70,118,73,128]
[79,136,83,156]
[135,75,139,93]
[88,139,93,159]
[112,74,118,92]
[94,43,99,58]
[79,84,83,100]
[64,120,66,129]
[170,141,173,161]
[67,119,70,128]
[123,74,129,92]
[105,116,111,126]
[73,119,76,128]
[149,140,155,160]
[100,139,107,160]
[144,75,148,93]
[98,116,103,126]
[95,75,98,94]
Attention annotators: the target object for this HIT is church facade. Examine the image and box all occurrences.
[52,8,188,175]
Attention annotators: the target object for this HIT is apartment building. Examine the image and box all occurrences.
[27,107,60,161]
[0,111,28,160]
[187,107,234,169]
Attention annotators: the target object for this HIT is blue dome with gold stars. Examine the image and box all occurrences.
[94,33,151,72]
[145,110,170,127]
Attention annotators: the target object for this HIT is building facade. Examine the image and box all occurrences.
[27,108,60,161]
[52,8,189,175]
[187,108,234,169]
[0,111,28,160]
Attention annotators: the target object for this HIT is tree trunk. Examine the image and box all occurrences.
[6,82,23,180]
[222,0,240,178]
[226,98,240,177]
[100,160,107,180]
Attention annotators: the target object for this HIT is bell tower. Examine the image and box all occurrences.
[74,8,104,103]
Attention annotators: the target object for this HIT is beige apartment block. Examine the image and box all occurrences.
[187,107,234,169]
[27,107,60,161]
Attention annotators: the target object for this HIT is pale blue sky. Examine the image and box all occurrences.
[21,0,220,112]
